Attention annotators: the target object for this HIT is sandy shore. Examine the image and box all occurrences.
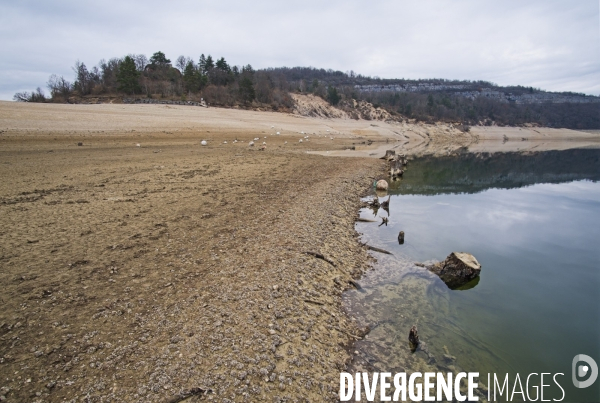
[0,102,389,402]
[0,102,598,402]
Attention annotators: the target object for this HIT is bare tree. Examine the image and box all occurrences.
[13,92,30,102]
[13,87,46,102]
[130,54,148,72]
[47,74,72,98]
[72,61,92,95]
[176,55,192,73]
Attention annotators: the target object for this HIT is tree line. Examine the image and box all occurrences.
[265,67,599,129]
[14,51,293,110]
[13,54,599,129]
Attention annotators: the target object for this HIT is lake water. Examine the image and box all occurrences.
[344,149,600,402]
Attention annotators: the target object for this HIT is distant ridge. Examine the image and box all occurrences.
[12,53,600,129]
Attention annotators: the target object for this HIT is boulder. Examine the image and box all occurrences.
[427,252,481,289]
[375,179,388,191]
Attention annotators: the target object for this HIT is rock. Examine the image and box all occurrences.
[408,325,419,351]
[375,179,388,190]
[443,354,456,363]
[427,252,481,289]
[201,140,208,146]
[398,231,404,244]
[390,155,404,178]
[383,150,396,161]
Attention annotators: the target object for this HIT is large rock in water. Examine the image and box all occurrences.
[427,252,481,289]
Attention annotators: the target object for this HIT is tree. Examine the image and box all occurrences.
[13,87,46,102]
[176,55,192,72]
[149,51,171,67]
[72,61,94,95]
[216,57,230,72]
[13,92,30,102]
[239,76,255,104]
[117,56,141,94]
[47,74,72,99]
[204,55,214,72]
[199,54,207,73]
[311,79,319,92]
[327,86,340,105]
[99,58,121,90]
[131,54,148,71]
[183,61,206,92]
[427,94,435,108]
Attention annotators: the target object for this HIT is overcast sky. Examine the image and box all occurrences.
[1,0,599,100]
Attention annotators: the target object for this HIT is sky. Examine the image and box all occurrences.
[1,0,599,100]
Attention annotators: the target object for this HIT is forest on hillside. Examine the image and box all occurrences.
[13,52,600,129]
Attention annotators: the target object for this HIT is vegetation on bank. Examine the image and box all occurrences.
[13,52,600,129]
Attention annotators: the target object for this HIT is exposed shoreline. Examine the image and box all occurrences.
[0,102,597,402]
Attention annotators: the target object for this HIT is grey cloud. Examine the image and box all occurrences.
[1,0,598,100]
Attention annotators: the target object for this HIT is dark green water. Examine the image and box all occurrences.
[344,149,600,402]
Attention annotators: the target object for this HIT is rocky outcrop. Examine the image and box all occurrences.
[427,252,481,289]
[290,93,399,121]
[290,93,350,119]
[342,99,396,121]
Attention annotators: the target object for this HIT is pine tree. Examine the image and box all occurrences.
[149,51,171,67]
[239,76,255,104]
[183,61,204,92]
[327,86,340,105]
[199,54,207,74]
[204,55,214,71]
[117,56,141,94]
[216,57,230,72]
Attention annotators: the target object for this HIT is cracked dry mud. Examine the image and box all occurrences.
[0,131,385,402]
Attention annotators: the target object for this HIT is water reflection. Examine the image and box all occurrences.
[389,148,600,195]
[345,149,600,402]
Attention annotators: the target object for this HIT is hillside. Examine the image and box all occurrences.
[12,52,600,129]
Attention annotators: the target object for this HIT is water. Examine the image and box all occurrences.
[344,149,600,402]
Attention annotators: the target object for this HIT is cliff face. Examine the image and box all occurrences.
[290,93,350,119]
[354,83,600,105]
[291,93,397,121]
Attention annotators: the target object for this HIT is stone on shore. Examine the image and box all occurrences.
[376,179,388,190]
[427,252,481,289]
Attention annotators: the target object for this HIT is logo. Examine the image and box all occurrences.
[572,354,598,389]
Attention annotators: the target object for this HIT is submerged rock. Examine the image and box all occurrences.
[427,252,481,289]
[408,325,419,352]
